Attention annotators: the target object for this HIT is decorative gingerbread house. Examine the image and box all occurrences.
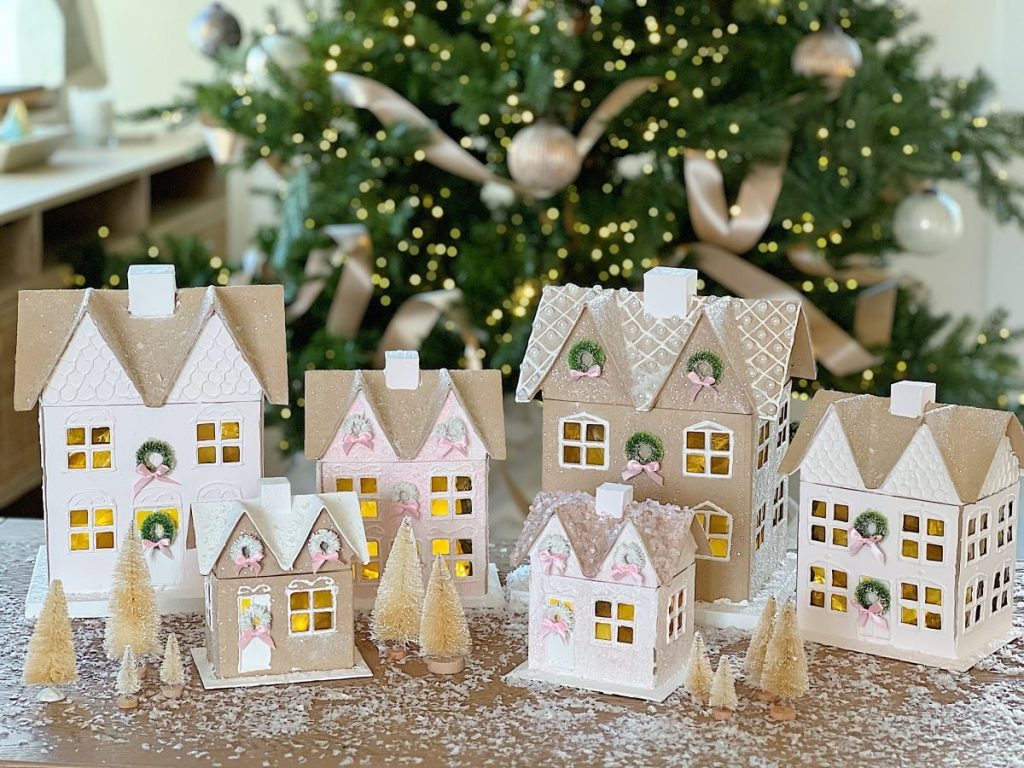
[304,351,506,604]
[505,484,710,701]
[13,265,287,617]
[189,477,372,687]
[515,267,816,603]
[780,382,1024,670]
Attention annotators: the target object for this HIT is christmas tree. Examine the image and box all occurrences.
[159,633,185,698]
[115,645,142,709]
[709,655,738,719]
[104,531,160,662]
[684,632,714,705]
[760,600,809,720]
[744,595,777,691]
[420,556,470,673]
[22,580,77,702]
[371,518,425,656]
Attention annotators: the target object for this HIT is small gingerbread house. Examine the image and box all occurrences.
[780,382,1024,670]
[505,484,710,701]
[189,477,372,687]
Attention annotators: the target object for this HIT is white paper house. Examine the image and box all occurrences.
[780,383,1024,671]
[13,267,288,616]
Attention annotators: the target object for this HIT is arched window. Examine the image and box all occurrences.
[197,482,242,502]
[558,412,609,470]
[195,406,243,466]
[134,488,182,538]
[899,580,943,631]
[683,421,733,479]
[808,562,848,613]
[65,410,114,472]
[693,502,733,561]
[286,577,337,635]
[67,490,116,552]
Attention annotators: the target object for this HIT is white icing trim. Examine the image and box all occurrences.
[557,411,610,471]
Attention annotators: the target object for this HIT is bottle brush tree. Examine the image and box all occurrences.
[104,530,160,665]
[684,632,714,706]
[709,655,739,720]
[22,579,77,702]
[159,632,185,699]
[760,600,809,721]
[115,645,142,710]
[745,595,777,695]
[419,556,470,674]
[371,518,425,658]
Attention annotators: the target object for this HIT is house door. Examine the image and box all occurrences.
[134,503,183,587]
[238,593,273,674]
[856,578,892,643]
[543,598,574,671]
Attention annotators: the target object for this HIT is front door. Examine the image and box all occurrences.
[856,578,892,642]
[135,503,182,587]
[238,593,273,673]
[544,597,575,671]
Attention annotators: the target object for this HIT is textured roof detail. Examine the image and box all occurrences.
[40,314,142,405]
[167,313,263,403]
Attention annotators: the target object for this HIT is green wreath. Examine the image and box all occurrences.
[567,339,606,373]
[139,510,177,544]
[853,510,889,541]
[686,349,724,383]
[624,431,664,464]
[854,578,891,613]
[136,438,176,473]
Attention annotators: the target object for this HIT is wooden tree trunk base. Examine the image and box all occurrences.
[160,685,184,700]
[36,686,64,702]
[711,708,733,721]
[115,696,139,710]
[426,656,465,675]
[692,693,709,706]
[382,647,410,662]
[769,702,797,721]
[756,690,777,702]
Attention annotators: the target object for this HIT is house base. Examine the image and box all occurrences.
[25,545,205,619]
[503,661,686,703]
[354,562,506,611]
[190,646,374,689]
[694,550,798,630]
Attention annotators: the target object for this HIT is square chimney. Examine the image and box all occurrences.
[643,267,697,319]
[128,264,177,317]
[384,350,420,390]
[889,381,937,418]
[596,482,633,519]
[260,477,293,511]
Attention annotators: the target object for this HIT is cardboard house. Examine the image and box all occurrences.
[780,382,1024,670]
[504,484,711,701]
[515,267,816,603]
[188,477,373,688]
[13,265,287,616]
[304,351,506,605]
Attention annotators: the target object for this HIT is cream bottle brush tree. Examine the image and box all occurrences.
[159,633,185,699]
[371,518,425,660]
[684,632,714,706]
[709,656,738,721]
[115,645,142,710]
[104,530,160,673]
[420,556,470,675]
[745,595,778,698]
[760,600,809,721]
[22,579,77,702]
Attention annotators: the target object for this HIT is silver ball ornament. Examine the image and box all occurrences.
[892,188,964,254]
[507,120,581,198]
[188,2,242,59]
[245,34,311,92]
[792,25,862,98]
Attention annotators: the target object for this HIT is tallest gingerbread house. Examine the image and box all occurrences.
[516,267,816,603]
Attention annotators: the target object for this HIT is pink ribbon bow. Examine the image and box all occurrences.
[686,370,717,402]
[621,460,664,486]
[342,432,374,455]
[569,365,602,380]
[133,463,180,496]
[849,528,885,562]
[311,550,340,574]
[855,601,889,631]
[142,537,173,559]
[439,436,468,457]
[540,617,569,643]
[234,552,264,576]
[238,626,276,651]
[538,549,567,575]
[611,563,644,585]
[392,501,420,519]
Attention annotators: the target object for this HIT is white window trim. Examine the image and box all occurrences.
[964,508,992,565]
[808,498,851,551]
[964,573,986,631]
[693,501,733,562]
[335,473,381,520]
[65,410,115,473]
[428,473,475,519]
[66,491,116,553]
[666,586,687,643]
[808,561,849,614]
[195,408,243,467]
[132,489,182,538]
[898,511,947,565]
[429,535,477,579]
[992,560,1013,615]
[593,598,636,646]
[756,419,771,470]
[286,577,338,636]
[772,478,788,529]
[754,502,768,551]
[356,536,382,583]
[777,395,791,449]
[996,499,1016,551]
[899,579,944,632]
[557,412,610,471]
[683,421,734,480]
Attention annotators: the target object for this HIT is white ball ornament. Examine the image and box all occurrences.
[792,25,862,98]
[507,120,582,198]
[245,34,311,91]
[892,188,964,254]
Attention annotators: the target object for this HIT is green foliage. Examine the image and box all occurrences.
[854,578,892,613]
[138,511,178,545]
[567,339,606,371]
[624,430,664,463]
[686,349,724,382]
[853,510,889,541]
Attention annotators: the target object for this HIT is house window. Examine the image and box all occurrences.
[992,561,1012,615]
[756,421,770,469]
[134,506,179,536]
[963,575,986,630]
[594,599,635,645]
[428,474,474,518]
[558,413,609,469]
[430,537,475,578]
[683,422,733,478]
[772,479,787,528]
[196,419,241,465]
[809,499,849,549]
[68,504,116,551]
[808,564,848,613]
[358,539,381,581]
[288,583,336,634]
[66,425,113,470]
[666,587,687,642]
[996,501,1016,550]
[777,396,790,448]
[335,475,380,518]
[899,513,945,564]
[694,504,732,560]
[899,581,942,631]
[754,503,767,551]
[964,509,991,564]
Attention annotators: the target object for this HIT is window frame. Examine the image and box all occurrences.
[666,586,687,643]
[429,536,476,579]
[808,498,850,550]
[195,412,243,466]
[557,412,610,471]
[963,573,986,631]
[357,538,382,583]
[427,473,475,519]
[65,418,114,472]
[756,420,771,470]
[777,395,791,449]
[335,474,381,519]
[693,502,733,561]
[898,511,946,565]
[754,502,768,551]
[996,500,1016,551]
[992,561,1013,615]
[808,562,849,614]
[683,421,735,479]
[772,478,787,529]
[593,598,636,646]
[67,493,116,553]
[899,579,943,632]
[286,578,338,636]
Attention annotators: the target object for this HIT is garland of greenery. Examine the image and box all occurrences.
[853,510,889,540]
[854,578,892,614]
[624,431,664,464]
[139,510,177,544]
[686,349,724,383]
[135,438,176,473]
[566,339,606,373]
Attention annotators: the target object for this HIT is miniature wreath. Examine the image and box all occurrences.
[139,510,177,544]
[853,510,889,541]
[624,431,664,464]
[854,578,892,614]
[436,417,467,441]
[544,602,575,633]
[539,533,570,557]
[567,339,606,373]
[308,528,341,558]
[686,349,724,383]
[614,541,648,570]
[230,532,264,563]
[135,438,176,472]
[341,413,373,437]
[241,603,272,632]
[391,481,419,505]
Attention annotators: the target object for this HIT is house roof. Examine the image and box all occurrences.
[14,284,288,410]
[780,390,1024,504]
[304,368,507,460]
[515,284,816,418]
[191,486,370,575]
[510,490,711,585]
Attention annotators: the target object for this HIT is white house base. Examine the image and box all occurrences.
[190,646,374,689]
[503,661,686,703]
[24,545,204,619]
[694,551,798,630]
[354,562,505,611]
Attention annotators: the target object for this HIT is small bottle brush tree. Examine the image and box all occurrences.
[22,579,77,702]
[760,600,809,721]
[104,530,160,673]
[159,633,185,699]
[684,632,714,706]
[115,645,142,710]
[709,656,739,721]
[371,518,425,660]
[745,595,777,699]
[420,556,470,675]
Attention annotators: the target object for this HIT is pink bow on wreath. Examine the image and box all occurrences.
[855,601,889,631]
[538,548,567,575]
[392,501,421,519]
[569,365,602,380]
[142,537,173,559]
[342,432,374,455]
[849,528,886,563]
[686,370,717,402]
[238,626,276,651]
[439,436,468,457]
[133,463,180,496]
[540,616,569,642]
[311,550,340,574]
[622,460,664,486]
[611,563,644,585]
[234,551,264,576]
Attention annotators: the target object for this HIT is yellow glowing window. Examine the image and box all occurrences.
[314,611,333,630]
[903,515,920,533]
[924,612,942,630]
[684,424,733,478]
[560,416,609,469]
[291,613,310,633]
[809,590,825,608]
[223,446,241,463]
[902,607,918,626]
[65,422,112,469]
[830,594,847,612]
[927,518,944,536]
[455,560,473,578]
[91,427,111,445]
[95,531,115,549]
[135,507,179,531]
[197,423,216,441]
[902,583,918,601]
[834,504,850,523]
[832,528,848,547]
[431,476,448,492]
[95,508,114,527]
[92,450,111,469]
[313,589,333,609]
[811,500,827,518]
[563,421,581,440]
[710,432,730,451]
[563,445,582,464]
[69,509,89,527]
[811,525,826,543]
[221,422,240,439]
[708,515,729,535]
[66,427,86,445]
[289,587,336,634]
[617,603,635,621]
[196,418,241,464]
[70,532,90,551]
[810,565,825,584]
[291,591,310,610]
[69,503,116,551]
[360,500,378,519]
[710,456,730,475]
[926,543,943,562]
[456,476,472,492]
[362,562,380,580]
[367,540,379,558]
[925,587,942,606]
[198,446,217,464]
[586,447,605,466]
[432,539,451,556]
[431,499,450,517]
[696,510,732,560]
[902,539,919,558]
[456,539,473,555]
[686,432,705,450]
[595,622,612,641]
[617,626,634,644]
[335,477,354,492]
[455,498,473,516]
[586,424,604,442]
[708,538,728,558]
[67,451,87,470]
[359,477,377,494]
[595,600,612,618]
[430,474,474,518]
[686,454,706,473]
[832,570,848,589]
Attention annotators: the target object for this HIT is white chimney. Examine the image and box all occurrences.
[889,381,937,418]
[384,350,420,390]
[127,264,177,317]
[260,477,293,511]
[596,482,633,519]
[643,267,697,319]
